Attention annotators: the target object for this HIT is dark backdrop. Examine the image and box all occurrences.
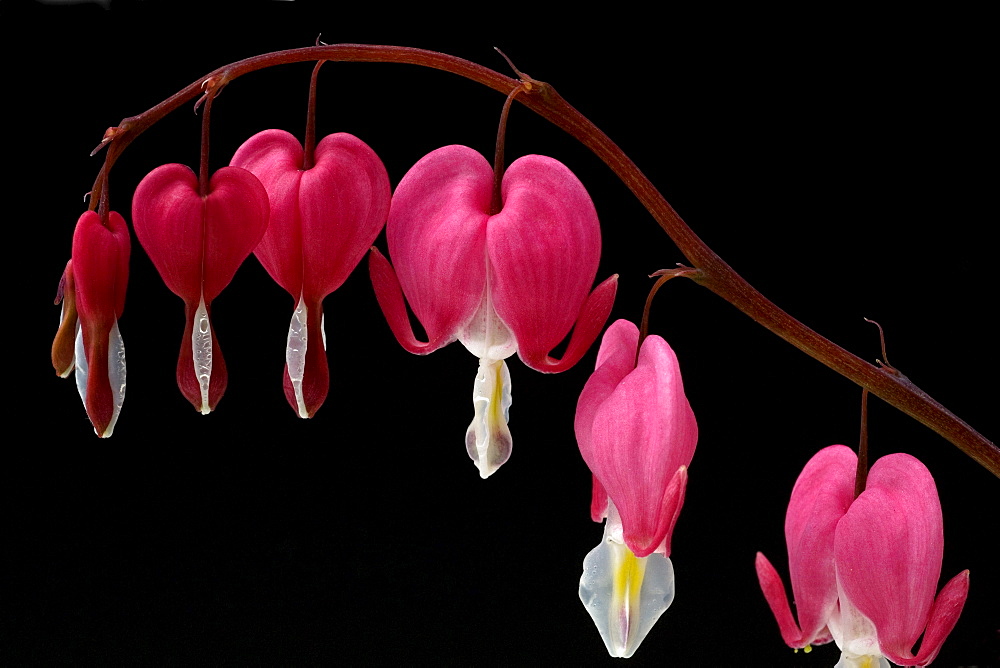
[5,2,996,665]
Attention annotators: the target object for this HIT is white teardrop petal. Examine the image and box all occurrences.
[464,358,513,478]
[74,324,87,403]
[286,294,310,419]
[192,294,213,415]
[579,522,675,658]
[101,319,127,437]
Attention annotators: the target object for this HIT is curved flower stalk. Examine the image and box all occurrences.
[56,211,131,437]
[756,445,969,666]
[370,144,617,478]
[132,164,269,413]
[574,319,698,657]
[231,129,390,418]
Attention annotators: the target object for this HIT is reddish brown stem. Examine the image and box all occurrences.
[303,60,325,171]
[85,44,998,476]
[198,89,214,197]
[490,84,525,215]
[855,389,870,498]
[637,266,702,366]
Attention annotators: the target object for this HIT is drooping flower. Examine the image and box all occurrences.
[55,211,131,437]
[756,445,969,667]
[574,319,698,658]
[370,144,617,478]
[230,129,390,418]
[132,164,269,413]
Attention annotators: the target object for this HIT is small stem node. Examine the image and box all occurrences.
[864,318,896,372]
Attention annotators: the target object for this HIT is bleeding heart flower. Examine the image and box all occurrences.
[132,164,269,414]
[55,211,130,437]
[230,129,390,418]
[370,144,617,478]
[574,319,697,658]
[755,445,969,667]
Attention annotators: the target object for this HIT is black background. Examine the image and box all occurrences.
[5,1,997,665]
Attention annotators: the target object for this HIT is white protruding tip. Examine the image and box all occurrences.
[464,358,513,478]
[100,319,127,437]
[192,295,213,414]
[286,294,310,419]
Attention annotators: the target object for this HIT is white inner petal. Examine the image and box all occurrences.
[464,358,513,478]
[458,254,516,361]
[103,319,126,438]
[579,501,676,659]
[74,324,87,404]
[828,577,888,668]
[286,293,310,419]
[192,294,213,415]
[458,297,517,361]
[72,320,126,437]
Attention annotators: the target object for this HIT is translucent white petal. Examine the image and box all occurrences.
[464,358,513,478]
[834,652,891,668]
[74,324,87,403]
[828,576,885,663]
[192,294,213,415]
[579,520,675,658]
[458,286,517,361]
[72,320,126,437]
[827,580,890,668]
[100,319,127,437]
[286,294,309,419]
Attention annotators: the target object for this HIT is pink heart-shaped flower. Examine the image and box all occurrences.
[231,129,390,417]
[133,163,269,413]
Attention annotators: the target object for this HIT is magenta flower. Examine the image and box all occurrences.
[574,319,697,657]
[370,144,617,477]
[230,129,391,418]
[132,164,269,414]
[58,211,131,437]
[756,445,970,667]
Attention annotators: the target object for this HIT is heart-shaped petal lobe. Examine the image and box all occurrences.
[490,155,613,372]
[835,453,965,666]
[756,444,855,649]
[378,145,491,353]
